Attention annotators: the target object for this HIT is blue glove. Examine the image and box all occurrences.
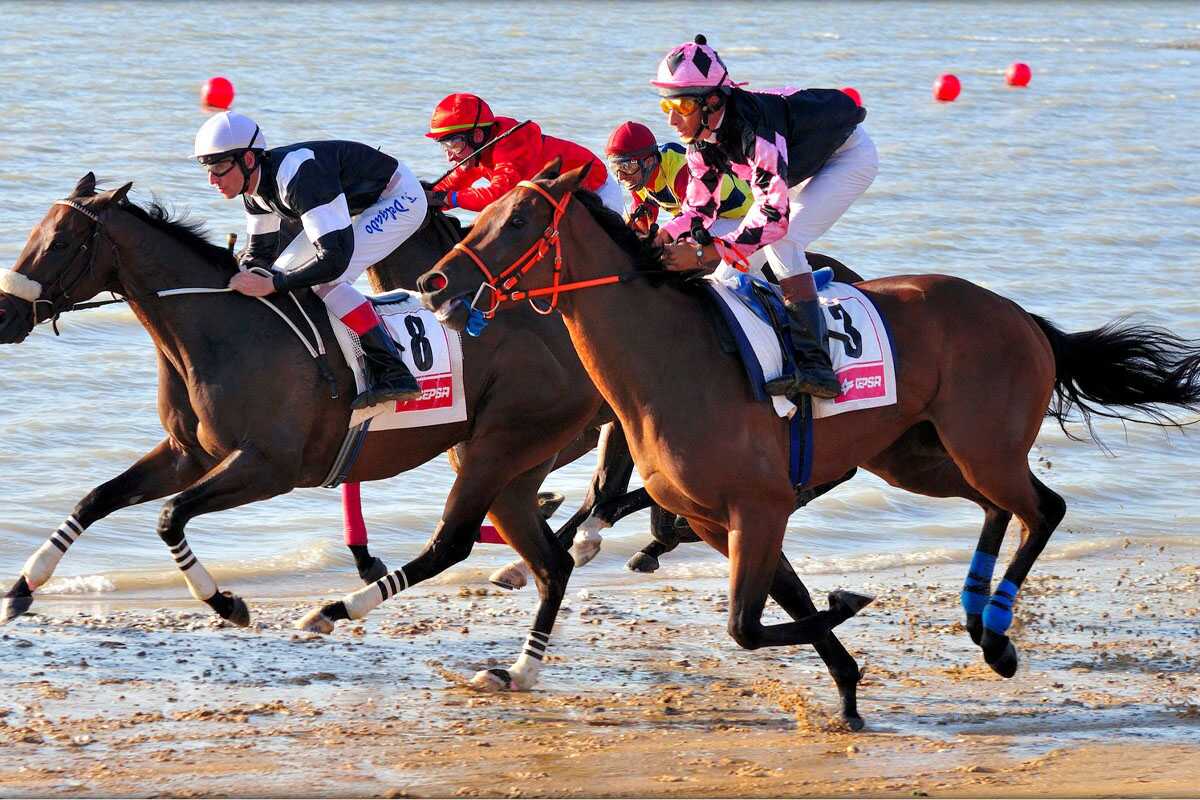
[466,307,489,337]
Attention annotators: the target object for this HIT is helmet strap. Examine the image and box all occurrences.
[236,125,262,196]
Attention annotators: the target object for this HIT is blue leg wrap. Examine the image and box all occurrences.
[982,578,1019,635]
[466,307,489,337]
[960,551,997,615]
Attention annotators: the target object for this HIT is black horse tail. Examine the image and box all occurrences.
[1031,314,1200,441]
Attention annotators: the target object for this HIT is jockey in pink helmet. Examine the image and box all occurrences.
[652,35,878,402]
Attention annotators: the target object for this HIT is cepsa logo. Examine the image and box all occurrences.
[421,386,451,401]
[841,374,882,393]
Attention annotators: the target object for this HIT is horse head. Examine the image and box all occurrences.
[418,157,591,331]
[0,172,131,343]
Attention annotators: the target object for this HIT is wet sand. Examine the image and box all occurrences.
[2,541,1198,798]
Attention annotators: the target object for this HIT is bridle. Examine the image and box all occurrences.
[26,199,126,331]
[450,180,622,316]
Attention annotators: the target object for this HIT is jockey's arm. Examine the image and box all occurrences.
[270,163,355,293]
[240,198,281,269]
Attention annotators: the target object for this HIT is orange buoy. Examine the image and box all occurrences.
[933,73,961,102]
[841,86,863,107]
[1006,62,1032,87]
[201,76,235,110]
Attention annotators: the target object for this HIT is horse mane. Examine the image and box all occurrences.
[570,189,668,276]
[119,201,238,270]
[73,181,237,271]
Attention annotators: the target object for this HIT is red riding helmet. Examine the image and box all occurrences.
[426,93,496,140]
[605,121,658,160]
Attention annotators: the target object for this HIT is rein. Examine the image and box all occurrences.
[41,199,338,396]
[453,180,623,316]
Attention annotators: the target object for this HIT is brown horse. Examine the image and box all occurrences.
[0,173,610,690]
[417,163,1200,717]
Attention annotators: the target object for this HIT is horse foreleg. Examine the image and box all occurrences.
[156,448,294,627]
[471,465,571,692]
[3,439,203,624]
[770,554,866,731]
[726,508,873,650]
[298,464,505,633]
[341,482,390,583]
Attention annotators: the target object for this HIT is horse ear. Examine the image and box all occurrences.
[532,156,564,182]
[71,172,97,198]
[96,182,134,207]
[552,163,592,195]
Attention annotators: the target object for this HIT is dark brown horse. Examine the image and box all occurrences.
[0,173,610,691]
[418,163,1200,718]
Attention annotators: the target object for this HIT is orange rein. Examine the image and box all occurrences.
[453,180,621,316]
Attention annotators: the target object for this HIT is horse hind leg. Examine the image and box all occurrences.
[341,482,390,583]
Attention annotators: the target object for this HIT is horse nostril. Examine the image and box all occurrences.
[426,272,448,292]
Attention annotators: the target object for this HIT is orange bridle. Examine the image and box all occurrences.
[452,180,621,316]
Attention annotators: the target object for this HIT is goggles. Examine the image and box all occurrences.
[659,96,702,116]
[201,157,239,177]
[438,133,471,157]
[608,157,645,177]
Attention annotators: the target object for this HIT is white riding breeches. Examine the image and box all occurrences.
[595,173,625,215]
[745,126,878,281]
[274,163,428,317]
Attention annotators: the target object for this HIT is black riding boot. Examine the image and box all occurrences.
[353,323,422,409]
[764,275,841,401]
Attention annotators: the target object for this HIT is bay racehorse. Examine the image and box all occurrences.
[417,162,1200,715]
[0,173,610,690]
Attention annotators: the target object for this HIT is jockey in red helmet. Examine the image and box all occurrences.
[651,35,879,401]
[426,93,623,214]
[605,120,752,238]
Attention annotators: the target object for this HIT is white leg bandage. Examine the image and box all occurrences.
[344,568,408,619]
[22,516,84,589]
[170,539,217,601]
[508,630,550,689]
[0,269,43,303]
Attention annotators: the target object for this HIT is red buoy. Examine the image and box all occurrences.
[841,86,863,107]
[933,73,961,102]
[1006,62,1032,87]
[201,76,235,110]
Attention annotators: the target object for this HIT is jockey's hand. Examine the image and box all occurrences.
[228,270,276,297]
[653,227,674,247]
[426,189,447,209]
[662,241,718,272]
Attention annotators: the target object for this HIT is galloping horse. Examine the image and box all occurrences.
[0,174,609,690]
[417,162,1200,716]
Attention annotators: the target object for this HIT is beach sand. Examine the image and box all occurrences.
[1,541,1198,798]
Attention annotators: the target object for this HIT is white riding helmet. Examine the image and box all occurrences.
[193,111,266,163]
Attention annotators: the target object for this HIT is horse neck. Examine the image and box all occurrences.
[554,207,715,427]
[111,214,245,361]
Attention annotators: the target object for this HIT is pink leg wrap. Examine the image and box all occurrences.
[478,525,506,545]
[342,482,368,546]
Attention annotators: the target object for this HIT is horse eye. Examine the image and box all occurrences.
[49,239,69,251]
[509,215,527,229]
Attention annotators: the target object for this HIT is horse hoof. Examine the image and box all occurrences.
[570,529,602,567]
[359,556,390,584]
[1,577,33,624]
[626,552,660,573]
[965,613,984,646]
[536,491,565,520]
[296,608,336,635]
[221,592,251,628]
[982,633,1019,678]
[489,562,529,591]
[470,668,513,692]
[843,712,865,732]
[828,590,875,618]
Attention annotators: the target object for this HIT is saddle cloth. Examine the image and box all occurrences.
[704,271,897,420]
[329,290,468,430]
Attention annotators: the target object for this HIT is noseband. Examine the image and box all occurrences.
[450,180,620,316]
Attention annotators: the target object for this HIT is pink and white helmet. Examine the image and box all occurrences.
[651,34,741,96]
